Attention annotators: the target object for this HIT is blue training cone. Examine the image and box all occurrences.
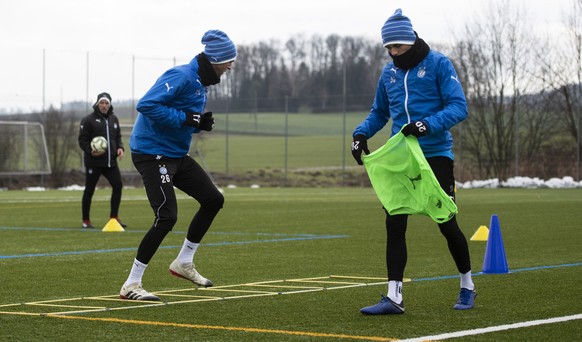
[482,214,509,274]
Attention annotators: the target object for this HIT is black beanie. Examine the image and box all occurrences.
[93,92,113,114]
[95,92,112,105]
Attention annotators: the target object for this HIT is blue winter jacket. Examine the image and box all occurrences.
[130,57,206,158]
[353,50,468,160]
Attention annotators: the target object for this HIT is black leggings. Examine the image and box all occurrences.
[82,166,122,220]
[132,153,224,264]
[385,156,471,281]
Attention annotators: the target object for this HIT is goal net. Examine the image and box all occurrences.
[0,121,51,175]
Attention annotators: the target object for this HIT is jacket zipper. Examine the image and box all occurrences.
[105,118,111,167]
[404,69,411,124]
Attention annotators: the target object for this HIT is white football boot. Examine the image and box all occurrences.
[119,282,160,301]
[169,259,213,287]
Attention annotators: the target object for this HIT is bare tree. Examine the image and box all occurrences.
[535,0,582,179]
[285,35,307,98]
[453,0,549,180]
[39,107,78,187]
[0,123,22,172]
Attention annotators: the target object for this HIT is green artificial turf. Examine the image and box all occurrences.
[1,187,581,341]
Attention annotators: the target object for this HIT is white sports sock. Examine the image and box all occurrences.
[177,239,199,264]
[387,280,403,304]
[125,259,147,286]
[460,271,475,290]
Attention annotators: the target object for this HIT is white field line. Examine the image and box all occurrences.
[399,313,582,342]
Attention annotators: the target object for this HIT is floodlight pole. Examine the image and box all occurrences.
[131,55,135,124]
[42,49,46,114]
[342,63,347,187]
[284,96,289,184]
[577,33,581,181]
[515,108,519,177]
[86,51,90,114]
[225,103,230,179]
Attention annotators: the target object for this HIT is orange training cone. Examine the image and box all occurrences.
[102,218,125,232]
[482,214,509,273]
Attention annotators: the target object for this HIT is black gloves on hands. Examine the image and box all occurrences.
[402,121,429,137]
[185,111,214,131]
[351,134,370,165]
[185,112,202,127]
[199,112,214,131]
[351,122,428,166]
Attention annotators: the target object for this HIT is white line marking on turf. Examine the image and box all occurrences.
[399,314,582,341]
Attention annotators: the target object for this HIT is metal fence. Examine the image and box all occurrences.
[2,47,580,186]
[72,111,380,188]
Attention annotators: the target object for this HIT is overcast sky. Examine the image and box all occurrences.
[0,0,576,111]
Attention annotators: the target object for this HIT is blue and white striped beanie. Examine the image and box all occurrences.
[381,9,417,47]
[202,30,237,64]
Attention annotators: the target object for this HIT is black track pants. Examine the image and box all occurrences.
[385,156,471,281]
[132,153,224,264]
[82,165,122,220]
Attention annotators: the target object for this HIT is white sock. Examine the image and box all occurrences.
[125,259,147,286]
[177,238,199,264]
[387,280,403,304]
[460,271,475,290]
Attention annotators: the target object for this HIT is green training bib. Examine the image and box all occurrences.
[363,132,457,223]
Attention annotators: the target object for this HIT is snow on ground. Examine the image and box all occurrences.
[2,176,578,192]
[457,176,582,189]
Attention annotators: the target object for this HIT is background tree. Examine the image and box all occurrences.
[452,0,548,180]
[536,0,582,179]
[38,107,78,187]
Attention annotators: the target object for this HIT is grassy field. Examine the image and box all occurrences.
[1,187,581,341]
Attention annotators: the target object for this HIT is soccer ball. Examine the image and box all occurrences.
[90,136,108,153]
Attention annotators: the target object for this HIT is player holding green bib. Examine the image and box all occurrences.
[351,8,476,314]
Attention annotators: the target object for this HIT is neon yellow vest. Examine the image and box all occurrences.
[363,132,457,223]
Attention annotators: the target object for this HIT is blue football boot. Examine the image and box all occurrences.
[360,294,405,315]
[453,288,477,310]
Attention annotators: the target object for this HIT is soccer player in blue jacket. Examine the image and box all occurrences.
[119,30,236,301]
[352,9,477,314]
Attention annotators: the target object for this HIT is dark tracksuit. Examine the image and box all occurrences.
[78,108,124,221]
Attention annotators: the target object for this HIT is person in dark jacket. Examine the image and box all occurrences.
[352,9,476,315]
[78,92,126,229]
[119,30,235,301]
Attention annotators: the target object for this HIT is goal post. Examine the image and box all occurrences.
[0,121,51,176]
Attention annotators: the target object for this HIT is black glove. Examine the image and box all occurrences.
[185,112,203,128]
[199,111,215,131]
[185,111,214,131]
[351,134,370,165]
[402,121,429,137]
